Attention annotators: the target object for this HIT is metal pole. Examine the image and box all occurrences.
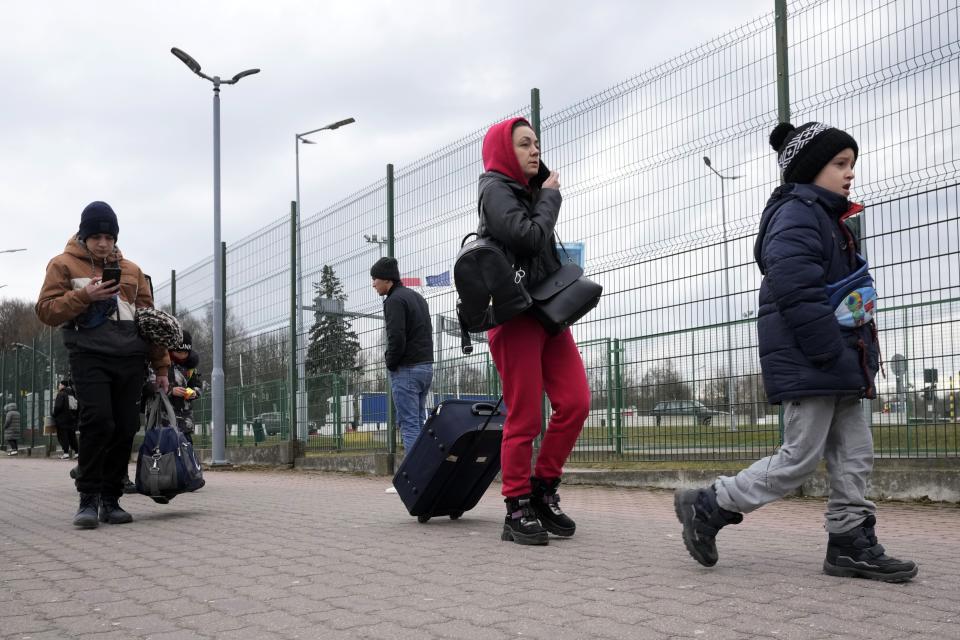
[289,203,298,444]
[720,178,737,431]
[170,269,177,315]
[31,337,37,449]
[530,87,541,140]
[775,0,790,124]
[211,79,227,465]
[294,137,307,442]
[48,327,54,416]
[385,164,396,457]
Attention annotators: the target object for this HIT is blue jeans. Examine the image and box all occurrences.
[389,363,433,452]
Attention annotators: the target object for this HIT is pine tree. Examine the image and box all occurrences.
[305,266,360,427]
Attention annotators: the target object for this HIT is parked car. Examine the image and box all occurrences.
[254,412,282,436]
[651,400,723,426]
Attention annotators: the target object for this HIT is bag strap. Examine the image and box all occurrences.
[457,309,474,355]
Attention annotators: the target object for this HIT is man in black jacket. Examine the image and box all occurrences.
[371,257,434,453]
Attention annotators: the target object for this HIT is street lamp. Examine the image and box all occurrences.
[293,117,355,440]
[0,248,26,254]
[703,156,744,431]
[171,46,260,465]
[363,233,388,258]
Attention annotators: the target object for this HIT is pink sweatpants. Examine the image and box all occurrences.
[488,313,591,498]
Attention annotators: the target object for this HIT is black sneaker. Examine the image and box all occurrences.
[99,496,134,525]
[73,493,100,529]
[823,515,918,583]
[530,476,575,537]
[69,465,78,480]
[501,496,549,546]
[122,475,137,495]
[674,486,743,567]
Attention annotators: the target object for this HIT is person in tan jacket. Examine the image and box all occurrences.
[36,201,170,529]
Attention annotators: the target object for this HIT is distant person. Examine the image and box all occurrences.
[478,117,590,545]
[3,401,20,456]
[53,380,80,459]
[674,122,917,582]
[370,257,434,455]
[36,201,170,528]
[166,330,202,444]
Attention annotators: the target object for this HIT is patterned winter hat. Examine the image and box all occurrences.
[769,122,859,184]
[134,307,183,349]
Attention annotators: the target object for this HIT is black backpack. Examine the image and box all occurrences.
[454,233,532,354]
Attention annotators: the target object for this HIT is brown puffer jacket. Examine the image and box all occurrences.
[35,237,169,376]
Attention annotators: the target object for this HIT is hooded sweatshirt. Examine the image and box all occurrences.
[477,117,563,290]
[753,183,878,402]
[36,236,169,375]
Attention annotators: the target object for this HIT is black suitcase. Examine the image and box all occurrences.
[393,398,504,523]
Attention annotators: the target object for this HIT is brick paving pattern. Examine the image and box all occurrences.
[1,457,957,639]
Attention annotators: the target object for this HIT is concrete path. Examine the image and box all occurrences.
[1,457,957,639]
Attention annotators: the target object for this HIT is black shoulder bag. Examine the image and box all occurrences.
[527,237,603,335]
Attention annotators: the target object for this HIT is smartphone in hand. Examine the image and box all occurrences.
[102,267,122,286]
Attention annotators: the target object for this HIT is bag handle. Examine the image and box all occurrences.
[145,392,178,433]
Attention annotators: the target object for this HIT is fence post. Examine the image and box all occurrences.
[289,202,299,446]
[333,375,343,450]
[386,164,396,461]
[606,337,614,446]
[0,349,4,448]
[530,87,541,140]
[613,339,623,456]
[31,337,37,450]
[170,269,177,315]
[774,0,790,124]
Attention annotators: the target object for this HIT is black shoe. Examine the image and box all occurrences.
[823,515,918,583]
[150,496,171,505]
[674,486,743,567]
[501,496,549,546]
[122,476,137,495]
[530,476,576,537]
[98,496,134,525]
[69,465,78,480]
[73,493,100,529]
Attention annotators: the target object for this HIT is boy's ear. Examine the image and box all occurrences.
[530,159,551,189]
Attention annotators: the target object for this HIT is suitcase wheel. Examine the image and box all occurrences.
[417,515,431,524]
[449,511,463,520]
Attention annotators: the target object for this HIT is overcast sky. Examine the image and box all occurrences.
[0,0,773,304]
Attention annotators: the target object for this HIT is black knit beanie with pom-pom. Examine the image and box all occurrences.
[769,122,859,184]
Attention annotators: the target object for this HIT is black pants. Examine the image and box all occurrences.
[56,425,79,455]
[6,439,16,452]
[70,352,146,498]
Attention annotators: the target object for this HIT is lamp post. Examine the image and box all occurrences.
[0,249,26,254]
[363,233,388,258]
[293,118,355,439]
[703,156,743,431]
[171,46,260,465]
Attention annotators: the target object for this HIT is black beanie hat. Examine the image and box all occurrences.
[370,257,400,282]
[78,201,120,241]
[172,330,193,352]
[769,122,859,184]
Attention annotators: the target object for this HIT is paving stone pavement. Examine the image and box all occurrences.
[1,457,958,640]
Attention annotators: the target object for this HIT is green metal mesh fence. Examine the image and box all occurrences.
[149,0,960,461]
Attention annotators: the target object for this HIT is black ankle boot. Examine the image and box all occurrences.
[674,486,743,567]
[530,476,575,537]
[99,496,133,525]
[73,493,100,529]
[501,496,548,546]
[823,515,918,582]
[122,475,137,495]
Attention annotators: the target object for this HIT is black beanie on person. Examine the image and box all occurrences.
[769,122,859,184]
[370,257,400,282]
[78,201,120,241]
[172,330,193,353]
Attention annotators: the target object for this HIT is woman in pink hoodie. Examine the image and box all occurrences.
[478,118,590,545]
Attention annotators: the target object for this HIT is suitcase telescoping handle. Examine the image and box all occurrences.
[470,402,499,417]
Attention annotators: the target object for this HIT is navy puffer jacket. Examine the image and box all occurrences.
[754,183,879,402]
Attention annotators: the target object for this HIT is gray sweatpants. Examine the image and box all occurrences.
[714,395,876,534]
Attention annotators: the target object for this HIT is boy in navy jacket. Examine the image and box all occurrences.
[674,122,917,582]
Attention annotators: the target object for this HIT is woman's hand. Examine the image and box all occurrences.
[542,171,560,190]
[171,387,187,398]
[83,278,121,302]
